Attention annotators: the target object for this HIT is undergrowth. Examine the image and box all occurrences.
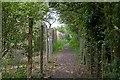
[68,38,80,54]
[53,39,68,52]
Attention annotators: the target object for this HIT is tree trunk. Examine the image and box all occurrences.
[0,3,2,78]
[79,37,83,63]
[101,45,106,79]
[40,23,44,78]
[27,17,33,79]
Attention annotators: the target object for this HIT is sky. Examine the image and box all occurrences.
[51,21,64,28]
[45,20,64,28]
[44,8,65,28]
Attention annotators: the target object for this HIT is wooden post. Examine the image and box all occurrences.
[46,28,49,62]
[90,43,94,77]
[40,23,44,78]
[28,17,33,79]
[45,26,48,63]
[0,3,2,79]
[51,29,54,54]
[48,29,50,61]
[84,44,87,66]
[54,29,57,43]
[48,28,52,59]
[101,44,106,79]
[95,46,98,78]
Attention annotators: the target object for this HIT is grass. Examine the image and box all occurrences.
[53,38,80,53]
[53,39,68,52]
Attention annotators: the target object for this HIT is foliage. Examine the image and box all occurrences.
[57,26,66,33]
[2,67,27,78]
[2,2,49,78]
[2,57,27,78]
[2,2,49,51]
[53,39,68,52]
[68,38,80,53]
[2,2,120,78]
[50,2,120,78]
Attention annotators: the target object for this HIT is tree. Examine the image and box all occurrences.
[49,2,120,78]
[2,2,49,78]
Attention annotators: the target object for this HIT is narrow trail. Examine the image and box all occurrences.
[44,44,90,78]
[51,44,78,78]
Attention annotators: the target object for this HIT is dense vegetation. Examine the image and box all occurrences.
[53,39,68,52]
[2,2,49,78]
[1,2,120,79]
[49,2,120,78]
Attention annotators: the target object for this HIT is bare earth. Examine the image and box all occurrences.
[44,44,90,78]
[2,44,90,78]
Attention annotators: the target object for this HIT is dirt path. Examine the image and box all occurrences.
[51,44,78,78]
[44,44,90,78]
